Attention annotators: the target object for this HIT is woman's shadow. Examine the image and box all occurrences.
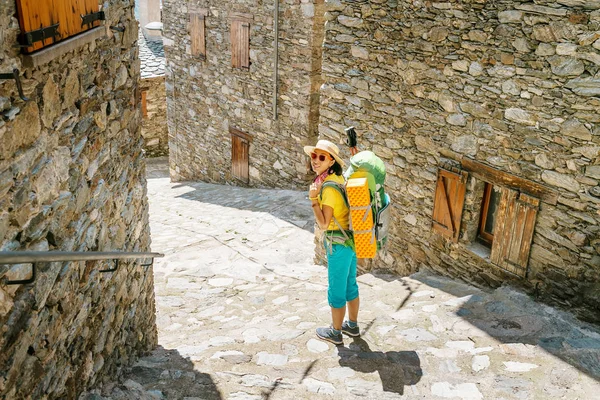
[337,337,422,395]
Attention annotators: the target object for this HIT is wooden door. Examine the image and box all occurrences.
[230,128,252,184]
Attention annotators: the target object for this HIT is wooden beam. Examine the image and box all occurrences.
[229,127,253,142]
[228,12,254,22]
[461,158,558,205]
[189,6,209,16]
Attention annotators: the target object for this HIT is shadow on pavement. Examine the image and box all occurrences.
[358,270,600,382]
[120,346,222,399]
[144,157,315,234]
[145,157,170,179]
[338,337,422,395]
[177,184,314,233]
[404,271,600,382]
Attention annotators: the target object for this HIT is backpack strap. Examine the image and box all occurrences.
[319,181,352,245]
[319,181,349,207]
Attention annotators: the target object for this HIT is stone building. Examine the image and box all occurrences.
[165,0,599,323]
[319,0,600,323]
[162,0,324,188]
[139,31,169,157]
[0,1,156,398]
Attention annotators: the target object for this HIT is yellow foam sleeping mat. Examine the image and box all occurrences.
[346,177,377,258]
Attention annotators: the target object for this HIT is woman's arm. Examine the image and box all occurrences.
[309,182,334,230]
[312,202,333,230]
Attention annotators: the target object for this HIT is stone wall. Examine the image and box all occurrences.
[320,0,600,323]
[163,0,325,189]
[141,76,169,157]
[0,1,157,398]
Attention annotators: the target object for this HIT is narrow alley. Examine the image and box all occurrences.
[83,159,600,400]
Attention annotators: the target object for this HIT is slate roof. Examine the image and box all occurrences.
[139,31,165,78]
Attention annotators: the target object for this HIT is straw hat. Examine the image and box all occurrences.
[303,140,345,167]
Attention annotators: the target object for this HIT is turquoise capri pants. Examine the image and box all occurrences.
[326,243,359,308]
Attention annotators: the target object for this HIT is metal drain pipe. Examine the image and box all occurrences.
[272,0,279,120]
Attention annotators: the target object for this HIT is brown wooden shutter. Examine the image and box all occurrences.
[230,128,252,183]
[230,20,250,69]
[190,13,206,59]
[239,22,250,69]
[490,189,539,277]
[231,20,240,68]
[16,0,101,54]
[141,89,148,118]
[432,168,468,242]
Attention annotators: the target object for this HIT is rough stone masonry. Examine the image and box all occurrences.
[0,1,156,398]
[319,0,600,323]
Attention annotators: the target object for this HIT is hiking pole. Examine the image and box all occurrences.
[345,126,358,156]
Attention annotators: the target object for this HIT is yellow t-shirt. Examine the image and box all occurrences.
[319,174,350,231]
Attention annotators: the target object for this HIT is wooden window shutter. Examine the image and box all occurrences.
[230,128,252,183]
[16,0,101,54]
[239,22,250,69]
[190,13,206,59]
[432,168,468,243]
[141,89,148,118]
[231,21,239,68]
[490,189,539,277]
[231,20,250,69]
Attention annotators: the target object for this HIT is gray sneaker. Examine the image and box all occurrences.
[316,326,343,345]
[341,321,360,337]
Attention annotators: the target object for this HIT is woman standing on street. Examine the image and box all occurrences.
[304,140,361,345]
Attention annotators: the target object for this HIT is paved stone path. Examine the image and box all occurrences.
[83,158,600,400]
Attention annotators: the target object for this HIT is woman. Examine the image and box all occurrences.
[304,140,360,345]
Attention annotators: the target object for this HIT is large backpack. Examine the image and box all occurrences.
[319,151,391,258]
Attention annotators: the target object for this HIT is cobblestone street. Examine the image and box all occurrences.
[85,159,600,400]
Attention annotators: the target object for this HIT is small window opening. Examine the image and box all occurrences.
[478,183,501,247]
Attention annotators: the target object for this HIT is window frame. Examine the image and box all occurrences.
[433,160,556,278]
[477,183,495,246]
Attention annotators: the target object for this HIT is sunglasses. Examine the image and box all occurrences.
[310,152,332,162]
